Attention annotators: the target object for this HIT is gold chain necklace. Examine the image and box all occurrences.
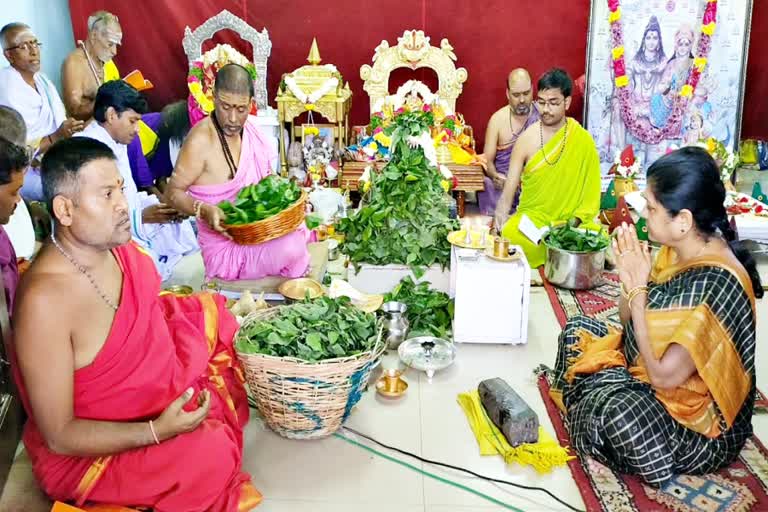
[50,234,118,311]
[539,119,568,166]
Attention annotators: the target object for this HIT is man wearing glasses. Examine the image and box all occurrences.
[494,68,602,268]
[0,23,84,201]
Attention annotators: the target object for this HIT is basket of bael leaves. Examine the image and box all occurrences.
[219,175,306,245]
[542,219,609,290]
[234,296,385,439]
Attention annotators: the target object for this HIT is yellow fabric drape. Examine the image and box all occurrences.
[457,390,574,473]
[103,60,120,82]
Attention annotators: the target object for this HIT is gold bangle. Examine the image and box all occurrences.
[627,286,648,307]
[627,285,648,300]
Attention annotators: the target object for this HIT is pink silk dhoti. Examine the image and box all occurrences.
[188,118,310,281]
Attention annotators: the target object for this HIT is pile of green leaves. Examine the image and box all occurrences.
[218,175,301,225]
[543,219,609,253]
[383,277,454,338]
[235,296,378,361]
[338,109,457,276]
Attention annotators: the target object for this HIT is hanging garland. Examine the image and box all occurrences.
[283,64,340,109]
[609,0,717,144]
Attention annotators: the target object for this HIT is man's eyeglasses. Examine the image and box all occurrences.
[5,40,42,52]
[536,99,564,109]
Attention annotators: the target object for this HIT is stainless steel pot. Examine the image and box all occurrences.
[543,243,606,290]
[381,301,410,350]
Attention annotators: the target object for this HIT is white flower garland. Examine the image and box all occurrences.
[359,165,372,183]
[372,79,453,114]
[694,140,739,182]
[285,65,339,104]
[201,44,250,69]
[395,80,435,107]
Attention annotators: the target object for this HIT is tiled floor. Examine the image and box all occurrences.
[236,286,768,512]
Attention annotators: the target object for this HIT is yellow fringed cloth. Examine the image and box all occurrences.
[457,390,574,473]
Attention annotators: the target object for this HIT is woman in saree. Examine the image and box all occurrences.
[549,146,763,486]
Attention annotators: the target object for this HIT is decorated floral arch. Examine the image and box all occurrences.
[186,44,258,127]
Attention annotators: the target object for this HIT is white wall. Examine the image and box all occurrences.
[1,0,75,90]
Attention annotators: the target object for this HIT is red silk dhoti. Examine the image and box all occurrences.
[13,242,260,511]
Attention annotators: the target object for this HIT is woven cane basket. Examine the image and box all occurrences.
[223,191,307,245]
[234,306,385,439]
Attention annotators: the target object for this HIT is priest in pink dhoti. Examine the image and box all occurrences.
[167,64,310,281]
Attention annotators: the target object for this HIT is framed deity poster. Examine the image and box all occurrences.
[583,0,754,186]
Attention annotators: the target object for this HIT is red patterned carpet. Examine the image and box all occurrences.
[537,373,768,512]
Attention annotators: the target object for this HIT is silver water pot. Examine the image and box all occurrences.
[381,301,410,350]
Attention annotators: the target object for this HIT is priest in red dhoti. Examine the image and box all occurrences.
[11,136,261,511]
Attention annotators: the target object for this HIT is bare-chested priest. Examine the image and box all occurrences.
[167,63,310,281]
[477,69,539,216]
[12,137,260,509]
[494,68,601,268]
[62,11,162,191]
[61,11,122,122]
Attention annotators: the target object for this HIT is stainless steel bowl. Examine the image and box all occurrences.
[543,242,606,290]
[398,336,456,381]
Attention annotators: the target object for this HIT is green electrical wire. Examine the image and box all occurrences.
[333,432,526,512]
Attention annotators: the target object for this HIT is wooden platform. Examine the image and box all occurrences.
[341,161,485,216]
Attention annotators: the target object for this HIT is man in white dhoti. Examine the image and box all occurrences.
[0,23,83,201]
[76,80,198,279]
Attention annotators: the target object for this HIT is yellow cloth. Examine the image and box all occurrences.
[457,390,574,474]
[501,118,602,267]
[103,60,158,157]
[739,140,758,165]
[104,60,120,82]
[446,142,475,165]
